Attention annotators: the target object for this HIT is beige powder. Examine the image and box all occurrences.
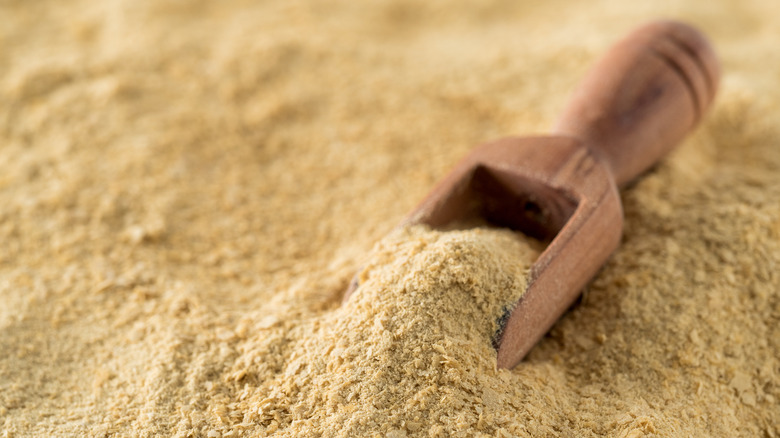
[231,225,539,436]
[1,0,779,437]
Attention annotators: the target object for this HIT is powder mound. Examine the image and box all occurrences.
[352,225,539,343]
[244,225,539,436]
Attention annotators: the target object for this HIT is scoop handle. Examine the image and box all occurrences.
[553,20,719,187]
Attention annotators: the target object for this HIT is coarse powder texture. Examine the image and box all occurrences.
[235,225,539,436]
[1,0,780,437]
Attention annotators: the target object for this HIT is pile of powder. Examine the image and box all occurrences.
[233,225,539,436]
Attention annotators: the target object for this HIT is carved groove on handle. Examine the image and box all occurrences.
[553,20,720,187]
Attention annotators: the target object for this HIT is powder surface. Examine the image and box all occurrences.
[233,225,539,436]
[1,0,780,437]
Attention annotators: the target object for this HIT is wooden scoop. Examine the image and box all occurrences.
[344,20,719,369]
